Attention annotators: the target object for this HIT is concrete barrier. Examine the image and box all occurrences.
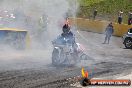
[70,18,132,37]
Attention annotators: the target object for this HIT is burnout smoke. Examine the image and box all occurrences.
[0,0,79,70]
[0,0,79,48]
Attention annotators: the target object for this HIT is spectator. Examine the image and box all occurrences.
[103,22,114,44]
[128,10,132,25]
[93,7,97,20]
[118,10,123,24]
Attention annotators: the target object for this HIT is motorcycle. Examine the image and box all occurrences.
[52,34,89,66]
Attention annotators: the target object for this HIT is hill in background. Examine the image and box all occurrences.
[77,0,132,23]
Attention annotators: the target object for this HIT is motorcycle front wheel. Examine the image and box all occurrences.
[52,48,66,66]
[52,48,60,65]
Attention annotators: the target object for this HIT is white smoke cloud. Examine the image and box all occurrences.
[0,0,79,70]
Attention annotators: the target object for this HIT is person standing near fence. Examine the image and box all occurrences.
[118,10,123,24]
[93,7,98,20]
[128,10,132,25]
[103,22,114,44]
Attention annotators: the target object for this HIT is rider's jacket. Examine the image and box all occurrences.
[61,31,73,38]
[61,31,75,45]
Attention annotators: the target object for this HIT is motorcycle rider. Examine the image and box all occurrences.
[60,23,77,48]
[52,23,74,45]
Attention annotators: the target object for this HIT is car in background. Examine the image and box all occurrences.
[122,28,132,49]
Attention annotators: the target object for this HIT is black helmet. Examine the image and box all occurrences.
[62,24,70,33]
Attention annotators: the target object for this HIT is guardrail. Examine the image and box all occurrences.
[70,18,132,37]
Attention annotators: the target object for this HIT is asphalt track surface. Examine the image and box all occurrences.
[0,30,132,88]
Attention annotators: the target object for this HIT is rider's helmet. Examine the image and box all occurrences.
[62,24,70,34]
